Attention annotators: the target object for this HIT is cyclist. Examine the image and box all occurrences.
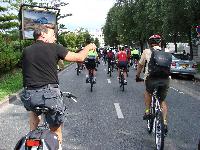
[107,48,115,74]
[136,34,169,135]
[131,48,140,69]
[102,48,107,64]
[116,46,128,84]
[21,24,96,149]
[85,49,98,83]
[124,45,131,70]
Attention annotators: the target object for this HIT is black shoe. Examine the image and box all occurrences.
[164,124,168,136]
[143,113,151,120]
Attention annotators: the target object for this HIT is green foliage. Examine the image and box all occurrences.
[94,38,100,48]
[58,29,94,49]
[104,0,200,51]
[198,64,200,73]
[0,69,22,101]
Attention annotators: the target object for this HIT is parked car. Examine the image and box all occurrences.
[170,53,198,78]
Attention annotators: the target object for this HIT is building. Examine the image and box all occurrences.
[90,28,105,47]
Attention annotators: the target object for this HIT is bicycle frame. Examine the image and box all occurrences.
[149,89,165,150]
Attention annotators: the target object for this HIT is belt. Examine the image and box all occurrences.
[26,84,59,90]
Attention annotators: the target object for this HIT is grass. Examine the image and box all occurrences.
[0,69,23,101]
[198,64,200,73]
[0,62,71,102]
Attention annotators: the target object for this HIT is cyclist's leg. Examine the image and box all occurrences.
[158,78,170,131]
[143,78,154,119]
[50,125,62,145]
[29,111,40,131]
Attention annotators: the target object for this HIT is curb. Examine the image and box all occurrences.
[0,63,74,109]
[194,74,200,82]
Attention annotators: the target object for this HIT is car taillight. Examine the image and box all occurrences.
[192,64,198,68]
[171,62,176,66]
[26,139,41,147]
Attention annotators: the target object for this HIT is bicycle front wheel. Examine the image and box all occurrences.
[155,111,165,150]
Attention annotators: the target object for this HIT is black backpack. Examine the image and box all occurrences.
[14,128,59,150]
[148,48,172,78]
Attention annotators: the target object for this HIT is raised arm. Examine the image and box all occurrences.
[64,43,96,62]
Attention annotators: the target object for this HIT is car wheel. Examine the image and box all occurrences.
[188,75,194,80]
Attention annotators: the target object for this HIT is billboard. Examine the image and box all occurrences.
[21,8,57,39]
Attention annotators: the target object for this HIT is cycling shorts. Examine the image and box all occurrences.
[145,77,169,101]
[85,59,96,69]
[21,85,66,127]
[118,61,127,70]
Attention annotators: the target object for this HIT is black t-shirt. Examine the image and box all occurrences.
[22,40,68,88]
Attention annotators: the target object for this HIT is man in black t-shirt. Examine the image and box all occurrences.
[21,25,96,149]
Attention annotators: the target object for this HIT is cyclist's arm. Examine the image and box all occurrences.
[64,44,96,62]
[136,50,146,77]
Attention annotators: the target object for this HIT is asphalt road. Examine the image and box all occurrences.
[0,61,200,150]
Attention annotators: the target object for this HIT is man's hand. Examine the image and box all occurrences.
[84,43,96,51]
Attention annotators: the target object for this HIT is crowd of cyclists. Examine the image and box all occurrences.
[77,34,170,138]
[79,44,141,85]
[19,24,170,149]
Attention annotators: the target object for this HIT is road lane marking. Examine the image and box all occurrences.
[170,87,184,94]
[114,103,124,119]
[107,79,111,84]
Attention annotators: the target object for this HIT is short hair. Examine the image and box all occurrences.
[33,24,55,40]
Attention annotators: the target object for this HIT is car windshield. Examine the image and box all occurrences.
[172,54,189,60]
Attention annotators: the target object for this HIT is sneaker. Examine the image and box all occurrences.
[58,143,62,150]
[124,80,127,85]
[143,113,151,120]
[93,77,96,84]
[164,124,168,136]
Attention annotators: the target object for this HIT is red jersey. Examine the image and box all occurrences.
[117,51,127,61]
[107,51,114,59]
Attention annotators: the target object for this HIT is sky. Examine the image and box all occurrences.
[58,0,116,32]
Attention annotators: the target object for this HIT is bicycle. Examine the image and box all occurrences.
[75,63,81,76]
[15,92,77,150]
[88,68,95,92]
[119,68,127,91]
[136,77,165,150]
[147,86,165,150]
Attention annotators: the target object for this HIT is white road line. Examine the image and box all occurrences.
[170,87,184,94]
[107,79,111,84]
[114,103,124,119]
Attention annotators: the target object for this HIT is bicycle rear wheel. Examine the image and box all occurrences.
[155,110,165,150]
[77,65,80,75]
[90,77,93,92]
[121,74,125,91]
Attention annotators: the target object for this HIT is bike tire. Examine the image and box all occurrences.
[155,110,165,150]
[77,67,79,76]
[109,68,112,77]
[90,77,93,92]
[147,106,154,134]
[121,74,125,91]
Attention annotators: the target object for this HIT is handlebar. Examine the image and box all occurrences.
[61,92,77,103]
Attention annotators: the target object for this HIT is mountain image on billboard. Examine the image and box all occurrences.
[22,9,57,39]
